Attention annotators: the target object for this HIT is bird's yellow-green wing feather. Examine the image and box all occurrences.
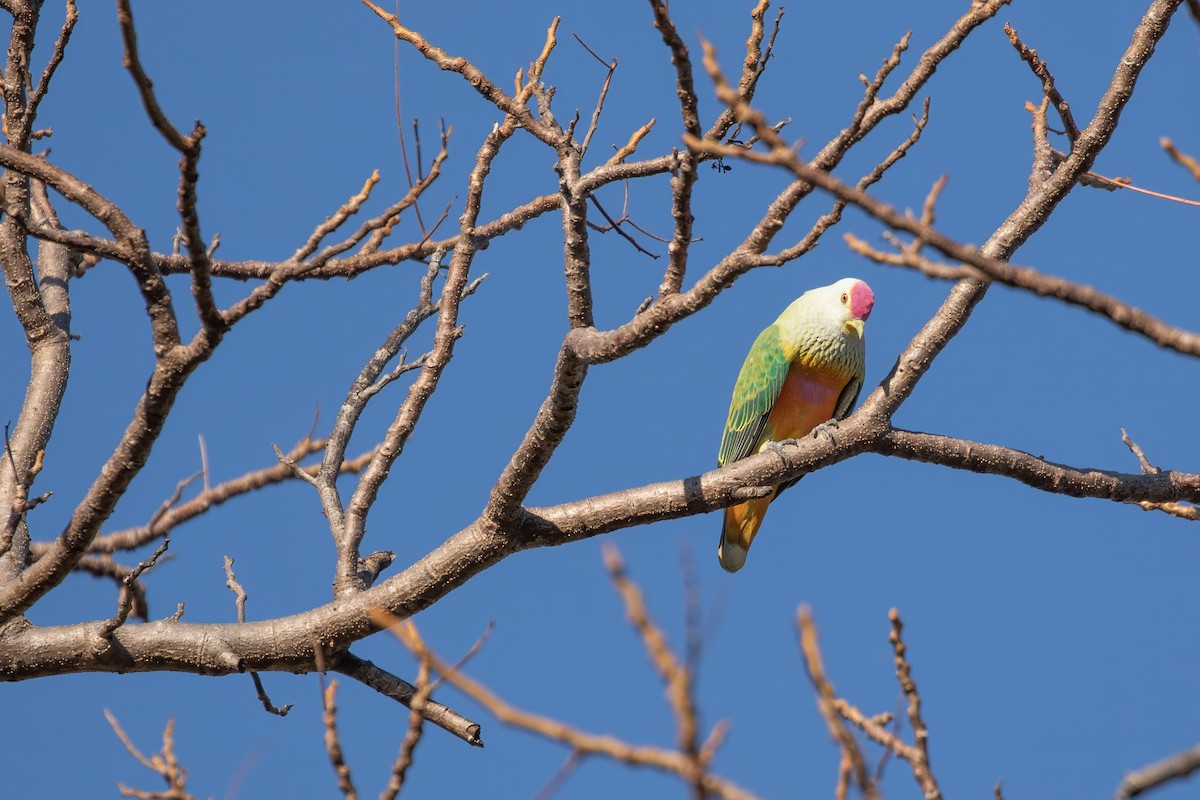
[718,325,790,467]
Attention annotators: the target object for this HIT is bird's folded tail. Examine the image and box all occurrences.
[718,494,773,572]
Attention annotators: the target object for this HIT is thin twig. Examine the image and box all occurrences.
[1004,22,1080,143]
[602,544,705,791]
[224,556,293,716]
[322,681,358,799]
[105,711,196,800]
[1162,137,1200,181]
[796,607,877,799]
[889,609,941,799]
[573,33,618,159]
[385,617,759,800]
[379,658,431,800]
[531,750,585,800]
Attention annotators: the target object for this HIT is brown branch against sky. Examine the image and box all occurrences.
[384,616,756,800]
[3,407,1199,682]
[334,652,483,746]
[105,711,197,800]
[321,681,359,800]
[603,544,714,795]
[797,607,877,799]
[362,1,559,144]
[1161,137,1200,181]
[1004,22,1081,144]
[1116,743,1200,799]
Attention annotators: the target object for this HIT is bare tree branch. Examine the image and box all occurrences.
[362,1,559,143]
[603,544,711,794]
[379,655,432,800]
[1161,136,1200,181]
[797,606,877,799]
[321,680,358,800]
[1116,743,1200,799]
[105,711,196,800]
[386,615,757,800]
[888,609,940,799]
[334,652,484,747]
[1004,22,1080,144]
[223,555,292,716]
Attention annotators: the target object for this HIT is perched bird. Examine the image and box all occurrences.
[717,278,874,572]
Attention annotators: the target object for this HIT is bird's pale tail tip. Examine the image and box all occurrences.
[718,540,747,573]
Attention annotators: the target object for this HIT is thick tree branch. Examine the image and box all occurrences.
[0,207,73,585]
[481,139,598,525]
[483,345,587,527]
[0,143,179,352]
[3,408,1198,683]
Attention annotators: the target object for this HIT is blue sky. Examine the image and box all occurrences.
[3,1,1199,798]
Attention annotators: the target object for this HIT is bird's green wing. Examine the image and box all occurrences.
[718,325,790,467]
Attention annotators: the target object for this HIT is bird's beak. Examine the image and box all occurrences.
[844,318,865,338]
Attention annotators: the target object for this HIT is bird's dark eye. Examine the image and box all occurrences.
[840,292,848,304]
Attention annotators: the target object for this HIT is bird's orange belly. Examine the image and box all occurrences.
[759,363,845,447]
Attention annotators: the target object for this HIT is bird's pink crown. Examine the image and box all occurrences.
[850,281,874,320]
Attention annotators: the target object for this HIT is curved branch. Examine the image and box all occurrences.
[0,216,73,584]
[3,407,1198,681]
[846,231,1200,355]
[0,143,179,352]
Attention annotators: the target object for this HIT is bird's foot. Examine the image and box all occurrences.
[810,418,840,444]
[765,438,799,461]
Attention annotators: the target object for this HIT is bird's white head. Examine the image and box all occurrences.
[785,277,874,341]
[833,277,873,337]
